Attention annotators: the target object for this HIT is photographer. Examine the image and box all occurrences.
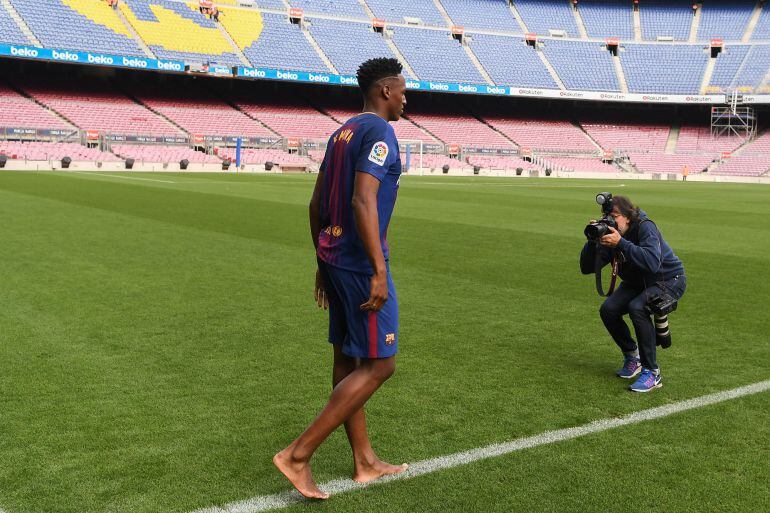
[580,195,686,393]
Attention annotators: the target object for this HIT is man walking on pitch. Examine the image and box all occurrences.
[274,57,408,499]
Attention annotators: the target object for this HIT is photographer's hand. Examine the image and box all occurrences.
[600,226,622,248]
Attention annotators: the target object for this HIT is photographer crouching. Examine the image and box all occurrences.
[581,194,686,393]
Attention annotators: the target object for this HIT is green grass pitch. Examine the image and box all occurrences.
[0,171,768,513]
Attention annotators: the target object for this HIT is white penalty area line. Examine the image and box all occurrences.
[193,379,770,513]
[68,171,176,184]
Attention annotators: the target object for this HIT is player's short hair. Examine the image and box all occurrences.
[357,58,403,94]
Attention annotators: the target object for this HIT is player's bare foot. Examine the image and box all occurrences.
[273,449,329,500]
[352,460,409,483]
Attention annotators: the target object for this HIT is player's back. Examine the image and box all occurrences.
[317,113,401,273]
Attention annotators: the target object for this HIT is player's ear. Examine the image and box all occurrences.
[382,83,391,100]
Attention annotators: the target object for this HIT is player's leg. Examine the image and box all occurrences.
[274,355,396,497]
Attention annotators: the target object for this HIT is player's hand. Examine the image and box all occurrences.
[360,270,388,312]
[314,269,329,310]
[600,226,622,248]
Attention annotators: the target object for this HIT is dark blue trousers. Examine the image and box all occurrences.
[599,276,686,370]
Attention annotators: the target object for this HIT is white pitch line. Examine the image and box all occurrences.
[192,379,770,513]
[69,172,176,184]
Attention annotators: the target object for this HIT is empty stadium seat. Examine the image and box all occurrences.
[120,0,240,65]
[0,5,31,45]
[710,156,769,176]
[22,83,183,136]
[513,0,579,37]
[578,0,634,40]
[470,34,558,88]
[541,40,620,92]
[0,84,74,130]
[391,26,485,83]
[216,147,314,166]
[112,144,221,163]
[405,111,512,147]
[440,0,520,33]
[639,0,692,41]
[0,140,120,161]
[365,0,446,26]
[236,99,341,140]
[629,154,713,174]
[8,0,145,56]
[480,117,597,153]
[289,0,366,19]
[581,122,670,153]
[709,45,751,92]
[621,44,708,94]
[308,18,397,75]
[697,0,755,41]
[238,12,330,72]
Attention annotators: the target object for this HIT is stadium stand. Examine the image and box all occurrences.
[289,0,366,18]
[319,105,439,144]
[621,44,709,94]
[133,89,275,138]
[391,26,485,84]
[235,99,341,140]
[538,156,618,173]
[465,154,540,171]
[541,40,621,92]
[8,0,145,56]
[0,140,120,161]
[404,110,512,148]
[470,34,558,88]
[710,156,770,176]
[741,129,770,154]
[236,12,330,73]
[580,121,670,154]
[480,116,597,153]
[730,45,770,91]
[119,0,241,65]
[111,144,221,163]
[696,0,755,42]
[675,125,745,154]
[0,83,73,130]
[513,0,579,37]
[577,0,634,40]
[308,18,396,75]
[751,6,770,41]
[0,4,30,45]
[440,0,520,33]
[709,45,751,92]
[639,0,692,41]
[364,0,446,26]
[22,83,183,136]
[416,153,469,170]
[628,154,714,175]
[216,147,315,166]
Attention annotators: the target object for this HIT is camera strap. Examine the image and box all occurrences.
[594,250,618,297]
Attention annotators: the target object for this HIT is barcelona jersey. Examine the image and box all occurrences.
[317,113,401,274]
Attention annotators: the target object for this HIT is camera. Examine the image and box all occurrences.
[646,290,678,316]
[584,192,617,241]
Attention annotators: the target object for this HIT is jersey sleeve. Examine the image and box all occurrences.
[355,123,397,182]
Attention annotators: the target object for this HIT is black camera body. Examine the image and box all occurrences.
[646,290,679,316]
[584,192,617,241]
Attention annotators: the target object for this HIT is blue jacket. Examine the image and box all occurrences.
[580,211,685,289]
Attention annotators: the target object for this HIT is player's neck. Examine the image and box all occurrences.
[361,103,388,121]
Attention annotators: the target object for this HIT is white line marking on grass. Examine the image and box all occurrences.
[69,172,176,184]
[192,379,770,513]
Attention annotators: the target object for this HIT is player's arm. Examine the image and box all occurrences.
[309,170,328,309]
[309,170,324,250]
[353,172,387,312]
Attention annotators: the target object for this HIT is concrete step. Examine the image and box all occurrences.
[665,125,680,154]
[742,2,763,43]
[1,0,41,47]
[689,3,701,43]
[115,4,156,59]
[216,21,252,67]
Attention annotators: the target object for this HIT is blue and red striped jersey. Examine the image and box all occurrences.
[317,113,401,273]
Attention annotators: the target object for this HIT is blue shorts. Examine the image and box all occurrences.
[318,261,399,359]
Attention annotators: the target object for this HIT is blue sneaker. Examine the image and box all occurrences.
[630,368,662,392]
[616,356,641,379]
